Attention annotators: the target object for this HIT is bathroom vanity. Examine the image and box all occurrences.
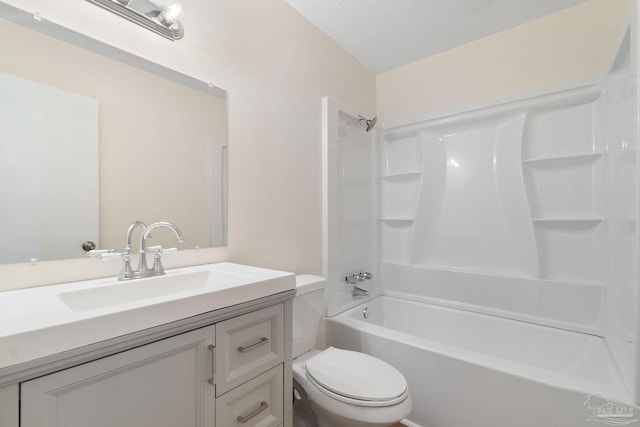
[0,262,295,427]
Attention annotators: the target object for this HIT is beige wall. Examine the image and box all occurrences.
[377,0,634,127]
[0,0,375,290]
[215,1,375,273]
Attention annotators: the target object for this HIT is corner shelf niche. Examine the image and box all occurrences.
[533,218,604,283]
[523,152,604,166]
[379,132,423,265]
[522,89,605,284]
[532,218,603,225]
[380,218,414,264]
[380,171,422,179]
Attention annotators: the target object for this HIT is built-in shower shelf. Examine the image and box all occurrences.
[523,152,604,167]
[532,217,603,225]
[380,217,414,223]
[380,171,422,179]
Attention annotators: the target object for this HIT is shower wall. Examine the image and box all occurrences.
[323,98,378,317]
[378,30,639,400]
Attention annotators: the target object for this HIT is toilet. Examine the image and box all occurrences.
[292,275,412,427]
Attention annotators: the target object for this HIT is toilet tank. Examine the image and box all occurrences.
[293,274,326,358]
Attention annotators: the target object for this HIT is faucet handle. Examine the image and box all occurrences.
[345,275,360,285]
[118,252,136,280]
[149,246,178,275]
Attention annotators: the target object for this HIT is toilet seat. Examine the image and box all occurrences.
[305,347,408,407]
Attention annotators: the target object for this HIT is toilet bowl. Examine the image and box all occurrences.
[293,275,412,427]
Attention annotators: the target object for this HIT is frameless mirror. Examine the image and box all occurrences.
[0,9,228,265]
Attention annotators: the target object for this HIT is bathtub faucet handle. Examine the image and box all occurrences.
[345,275,360,285]
[360,272,373,280]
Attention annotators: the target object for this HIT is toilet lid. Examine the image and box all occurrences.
[305,347,407,402]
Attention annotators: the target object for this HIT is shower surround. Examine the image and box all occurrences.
[375,78,638,412]
[322,25,639,426]
[381,84,615,331]
[378,34,637,397]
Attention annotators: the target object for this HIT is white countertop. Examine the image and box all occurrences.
[0,262,294,370]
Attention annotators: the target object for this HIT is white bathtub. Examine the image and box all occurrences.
[325,296,637,427]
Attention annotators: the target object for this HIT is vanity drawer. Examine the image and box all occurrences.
[216,365,283,427]
[215,304,284,395]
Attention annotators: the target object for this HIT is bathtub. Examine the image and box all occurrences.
[325,296,637,427]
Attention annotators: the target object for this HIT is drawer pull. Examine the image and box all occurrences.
[237,337,269,353]
[208,345,216,385]
[237,401,269,423]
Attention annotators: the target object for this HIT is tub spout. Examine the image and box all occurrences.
[352,285,369,297]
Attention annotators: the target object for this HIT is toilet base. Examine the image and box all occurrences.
[293,350,412,427]
[293,379,319,427]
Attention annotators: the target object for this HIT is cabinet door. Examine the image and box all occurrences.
[21,326,215,427]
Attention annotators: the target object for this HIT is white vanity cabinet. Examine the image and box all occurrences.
[21,326,216,427]
[1,293,293,427]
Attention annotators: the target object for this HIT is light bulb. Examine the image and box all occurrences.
[159,2,183,26]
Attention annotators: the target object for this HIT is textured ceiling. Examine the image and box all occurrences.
[284,0,588,74]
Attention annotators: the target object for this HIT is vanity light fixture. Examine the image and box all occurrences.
[86,0,184,40]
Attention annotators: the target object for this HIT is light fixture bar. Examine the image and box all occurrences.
[86,0,184,40]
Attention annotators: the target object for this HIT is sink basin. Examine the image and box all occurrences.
[58,269,245,312]
[0,262,295,370]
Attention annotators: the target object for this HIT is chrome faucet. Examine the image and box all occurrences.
[345,272,373,297]
[359,272,373,280]
[89,221,184,280]
[118,221,147,281]
[352,285,369,297]
[137,221,185,277]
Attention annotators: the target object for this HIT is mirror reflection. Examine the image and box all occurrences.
[0,17,228,264]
